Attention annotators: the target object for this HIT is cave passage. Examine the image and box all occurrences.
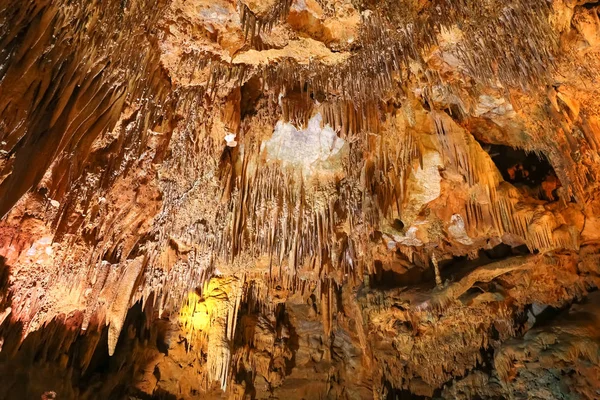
[484,144,560,201]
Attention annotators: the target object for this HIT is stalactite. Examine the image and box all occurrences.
[238,0,292,46]
[0,0,172,219]
[106,257,145,355]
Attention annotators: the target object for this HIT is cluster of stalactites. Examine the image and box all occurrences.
[357,0,556,84]
[0,1,576,376]
[247,0,557,107]
[0,0,173,219]
[165,0,558,118]
[432,113,580,253]
[138,106,420,334]
[178,276,246,390]
[238,0,293,46]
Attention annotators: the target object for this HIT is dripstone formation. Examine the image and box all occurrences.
[1,0,600,399]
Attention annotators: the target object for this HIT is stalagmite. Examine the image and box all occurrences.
[432,253,442,287]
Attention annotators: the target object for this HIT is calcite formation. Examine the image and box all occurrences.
[1,0,600,398]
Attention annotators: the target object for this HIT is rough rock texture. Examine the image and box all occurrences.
[1,0,600,399]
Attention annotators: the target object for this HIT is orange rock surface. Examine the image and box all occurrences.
[1,0,600,399]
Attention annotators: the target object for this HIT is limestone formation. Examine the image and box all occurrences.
[1,0,600,399]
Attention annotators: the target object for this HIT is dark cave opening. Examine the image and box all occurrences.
[240,75,263,119]
[528,303,563,329]
[440,243,532,283]
[383,382,428,400]
[369,243,532,291]
[482,144,561,201]
[370,258,433,290]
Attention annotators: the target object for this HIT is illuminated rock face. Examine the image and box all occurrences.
[263,113,347,174]
[1,0,600,399]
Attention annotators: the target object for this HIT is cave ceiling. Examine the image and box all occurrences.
[1,0,600,399]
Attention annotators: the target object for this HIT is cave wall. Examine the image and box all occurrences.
[1,0,600,399]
